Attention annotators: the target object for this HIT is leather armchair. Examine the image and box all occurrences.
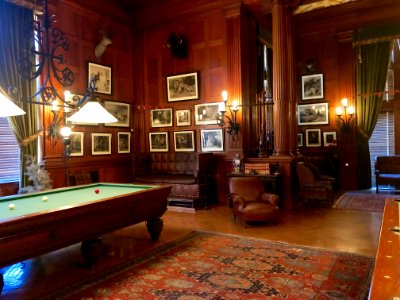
[228,177,279,226]
[295,162,334,206]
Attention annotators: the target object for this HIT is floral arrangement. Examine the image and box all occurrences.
[19,155,52,194]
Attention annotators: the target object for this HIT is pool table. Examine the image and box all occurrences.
[0,182,172,294]
[369,198,400,299]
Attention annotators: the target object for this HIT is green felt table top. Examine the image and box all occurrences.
[0,183,155,221]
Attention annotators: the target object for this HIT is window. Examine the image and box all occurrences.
[0,118,20,183]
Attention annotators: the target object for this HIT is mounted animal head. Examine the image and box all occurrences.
[95,29,113,58]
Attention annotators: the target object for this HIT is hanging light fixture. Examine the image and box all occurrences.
[0,91,25,117]
[9,0,116,127]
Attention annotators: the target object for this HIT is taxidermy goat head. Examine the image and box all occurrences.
[95,29,113,58]
[165,33,188,59]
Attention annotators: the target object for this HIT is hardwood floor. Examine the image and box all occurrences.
[0,198,382,299]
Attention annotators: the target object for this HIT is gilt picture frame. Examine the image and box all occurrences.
[305,129,321,147]
[176,109,191,126]
[297,133,303,147]
[323,131,337,147]
[297,102,329,126]
[194,103,220,125]
[104,101,130,127]
[92,133,112,155]
[200,128,224,152]
[166,72,199,102]
[301,74,323,100]
[150,108,173,127]
[174,131,195,152]
[149,132,169,152]
[88,62,112,95]
[118,132,131,153]
[69,132,84,156]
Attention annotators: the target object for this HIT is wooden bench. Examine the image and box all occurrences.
[375,156,400,193]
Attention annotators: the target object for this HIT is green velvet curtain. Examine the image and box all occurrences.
[0,0,39,187]
[353,22,400,189]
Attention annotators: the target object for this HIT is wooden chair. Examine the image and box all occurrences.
[228,177,279,226]
[295,162,334,206]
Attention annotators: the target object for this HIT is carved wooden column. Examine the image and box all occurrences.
[272,0,294,157]
[224,3,246,158]
[271,0,298,209]
[285,5,298,156]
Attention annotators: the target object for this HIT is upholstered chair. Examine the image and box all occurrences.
[228,177,279,226]
[295,162,334,206]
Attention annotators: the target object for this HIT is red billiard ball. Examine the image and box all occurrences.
[95,189,99,194]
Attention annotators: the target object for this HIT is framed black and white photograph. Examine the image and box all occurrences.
[70,132,84,156]
[174,131,195,152]
[323,131,337,147]
[149,132,169,152]
[166,72,199,102]
[195,103,220,125]
[151,108,173,127]
[92,133,112,155]
[118,132,131,153]
[305,129,321,147]
[297,133,303,147]
[297,102,329,126]
[176,109,191,126]
[104,101,130,127]
[200,128,224,152]
[88,62,112,95]
[301,74,323,100]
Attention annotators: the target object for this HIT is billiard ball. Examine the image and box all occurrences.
[8,204,15,210]
[42,196,48,202]
[95,189,100,194]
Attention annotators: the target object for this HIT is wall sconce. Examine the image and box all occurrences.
[2,0,117,139]
[336,98,355,131]
[217,90,240,140]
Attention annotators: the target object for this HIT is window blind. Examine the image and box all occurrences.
[369,111,395,187]
[0,118,20,183]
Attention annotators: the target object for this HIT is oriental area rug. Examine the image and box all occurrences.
[333,191,388,212]
[50,231,373,300]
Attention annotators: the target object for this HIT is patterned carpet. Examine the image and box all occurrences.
[47,231,374,300]
[333,191,388,212]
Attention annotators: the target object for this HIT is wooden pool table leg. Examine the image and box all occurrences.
[146,218,164,240]
[80,238,104,268]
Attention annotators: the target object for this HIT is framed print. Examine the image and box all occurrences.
[69,132,84,156]
[195,102,220,125]
[176,109,191,126]
[104,101,130,127]
[323,131,337,147]
[200,128,224,152]
[151,108,173,127]
[297,133,303,147]
[167,72,199,102]
[88,62,112,95]
[301,74,323,100]
[297,102,329,126]
[305,129,321,147]
[118,132,131,153]
[174,131,195,152]
[149,132,169,152]
[91,133,112,155]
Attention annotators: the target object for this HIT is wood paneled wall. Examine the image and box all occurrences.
[43,0,135,188]
[23,0,399,195]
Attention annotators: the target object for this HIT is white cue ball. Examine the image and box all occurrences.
[8,204,15,210]
[42,196,48,202]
